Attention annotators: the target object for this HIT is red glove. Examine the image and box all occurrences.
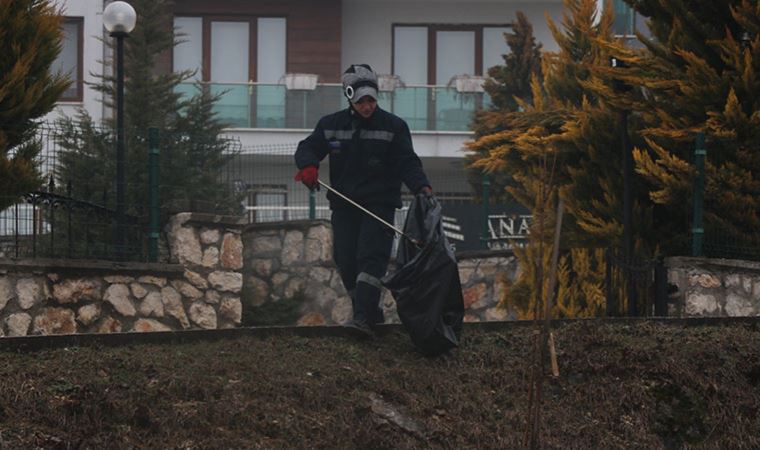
[295,165,319,190]
[419,186,433,197]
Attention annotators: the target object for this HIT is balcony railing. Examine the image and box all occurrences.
[177,82,492,132]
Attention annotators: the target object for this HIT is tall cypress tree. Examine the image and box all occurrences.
[56,0,238,218]
[468,0,658,316]
[625,0,760,254]
[0,0,69,209]
[468,11,544,203]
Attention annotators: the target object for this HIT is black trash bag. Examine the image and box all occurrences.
[382,194,464,355]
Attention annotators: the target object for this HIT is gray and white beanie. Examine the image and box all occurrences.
[341,64,379,103]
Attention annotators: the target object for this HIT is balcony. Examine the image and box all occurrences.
[176,82,492,132]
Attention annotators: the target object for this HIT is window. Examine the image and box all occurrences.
[392,24,511,85]
[53,17,83,101]
[173,16,287,127]
[173,16,287,83]
[245,185,287,223]
[603,0,650,39]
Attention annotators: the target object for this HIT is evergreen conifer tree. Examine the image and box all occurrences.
[468,11,543,202]
[469,0,656,316]
[624,0,760,254]
[56,0,238,219]
[0,0,69,209]
[481,11,543,115]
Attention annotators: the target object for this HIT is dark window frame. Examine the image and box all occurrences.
[172,14,289,82]
[391,23,512,85]
[58,16,84,102]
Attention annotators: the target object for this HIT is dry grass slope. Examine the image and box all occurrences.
[0,321,759,449]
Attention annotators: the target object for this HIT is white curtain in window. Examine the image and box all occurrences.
[435,31,474,85]
[211,21,250,82]
[173,17,203,80]
[482,27,510,75]
[393,27,428,85]
[257,18,286,83]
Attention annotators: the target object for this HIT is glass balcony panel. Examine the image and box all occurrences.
[382,87,428,131]
[211,84,250,128]
[176,83,491,131]
[255,85,286,128]
[434,88,481,131]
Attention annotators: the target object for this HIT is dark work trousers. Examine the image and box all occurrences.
[331,205,396,325]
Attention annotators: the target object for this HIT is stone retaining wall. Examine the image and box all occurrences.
[667,256,760,317]
[0,213,245,336]
[242,220,518,326]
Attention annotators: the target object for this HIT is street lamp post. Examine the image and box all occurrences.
[103,1,136,260]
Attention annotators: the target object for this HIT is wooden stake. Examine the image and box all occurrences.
[549,332,559,377]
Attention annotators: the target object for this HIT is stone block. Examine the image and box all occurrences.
[284,278,306,299]
[331,296,353,324]
[725,293,755,317]
[221,233,244,269]
[309,267,332,284]
[246,276,269,306]
[685,293,719,316]
[16,277,47,310]
[53,278,103,304]
[463,283,487,309]
[0,278,12,311]
[104,275,134,284]
[184,269,208,289]
[297,312,326,326]
[104,284,136,317]
[251,235,282,255]
[161,286,189,328]
[132,319,172,333]
[204,289,221,304]
[200,228,221,245]
[6,313,32,337]
[174,227,203,266]
[208,271,243,293]
[138,276,167,287]
[171,280,204,300]
[32,308,77,335]
[129,282,149,299]
[97,316,122,333]
[219,296,242,324]
[202,247,220,268]
[250,259,274,278]
[484,306,509,321]
[281,230,304,265]
[189,301,217,329]
[139,292,165,318]
[77,303,102,326]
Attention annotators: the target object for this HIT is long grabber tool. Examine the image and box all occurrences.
[317,179,422,247]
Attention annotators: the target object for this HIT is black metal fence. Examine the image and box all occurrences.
[0,181,145,260]
[604,249,668,317]
[0,123,243,262]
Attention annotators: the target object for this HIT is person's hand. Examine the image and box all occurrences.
[419,186,433,197]
[295,166,319,190]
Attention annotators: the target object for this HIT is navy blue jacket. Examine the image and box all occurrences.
[295,107,430,209]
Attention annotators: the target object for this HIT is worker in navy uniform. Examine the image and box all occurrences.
[294,64,433,337]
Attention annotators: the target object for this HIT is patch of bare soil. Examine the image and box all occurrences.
[1,321,759,449]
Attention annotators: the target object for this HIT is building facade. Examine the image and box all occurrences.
[48,0,656,250]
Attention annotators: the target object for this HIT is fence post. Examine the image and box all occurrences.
[309,190,316,220]
[148,127,160,262]
[605,248,615,316]
[654,257,668,316]
[692,132,706,257]
[480,172,491,249]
